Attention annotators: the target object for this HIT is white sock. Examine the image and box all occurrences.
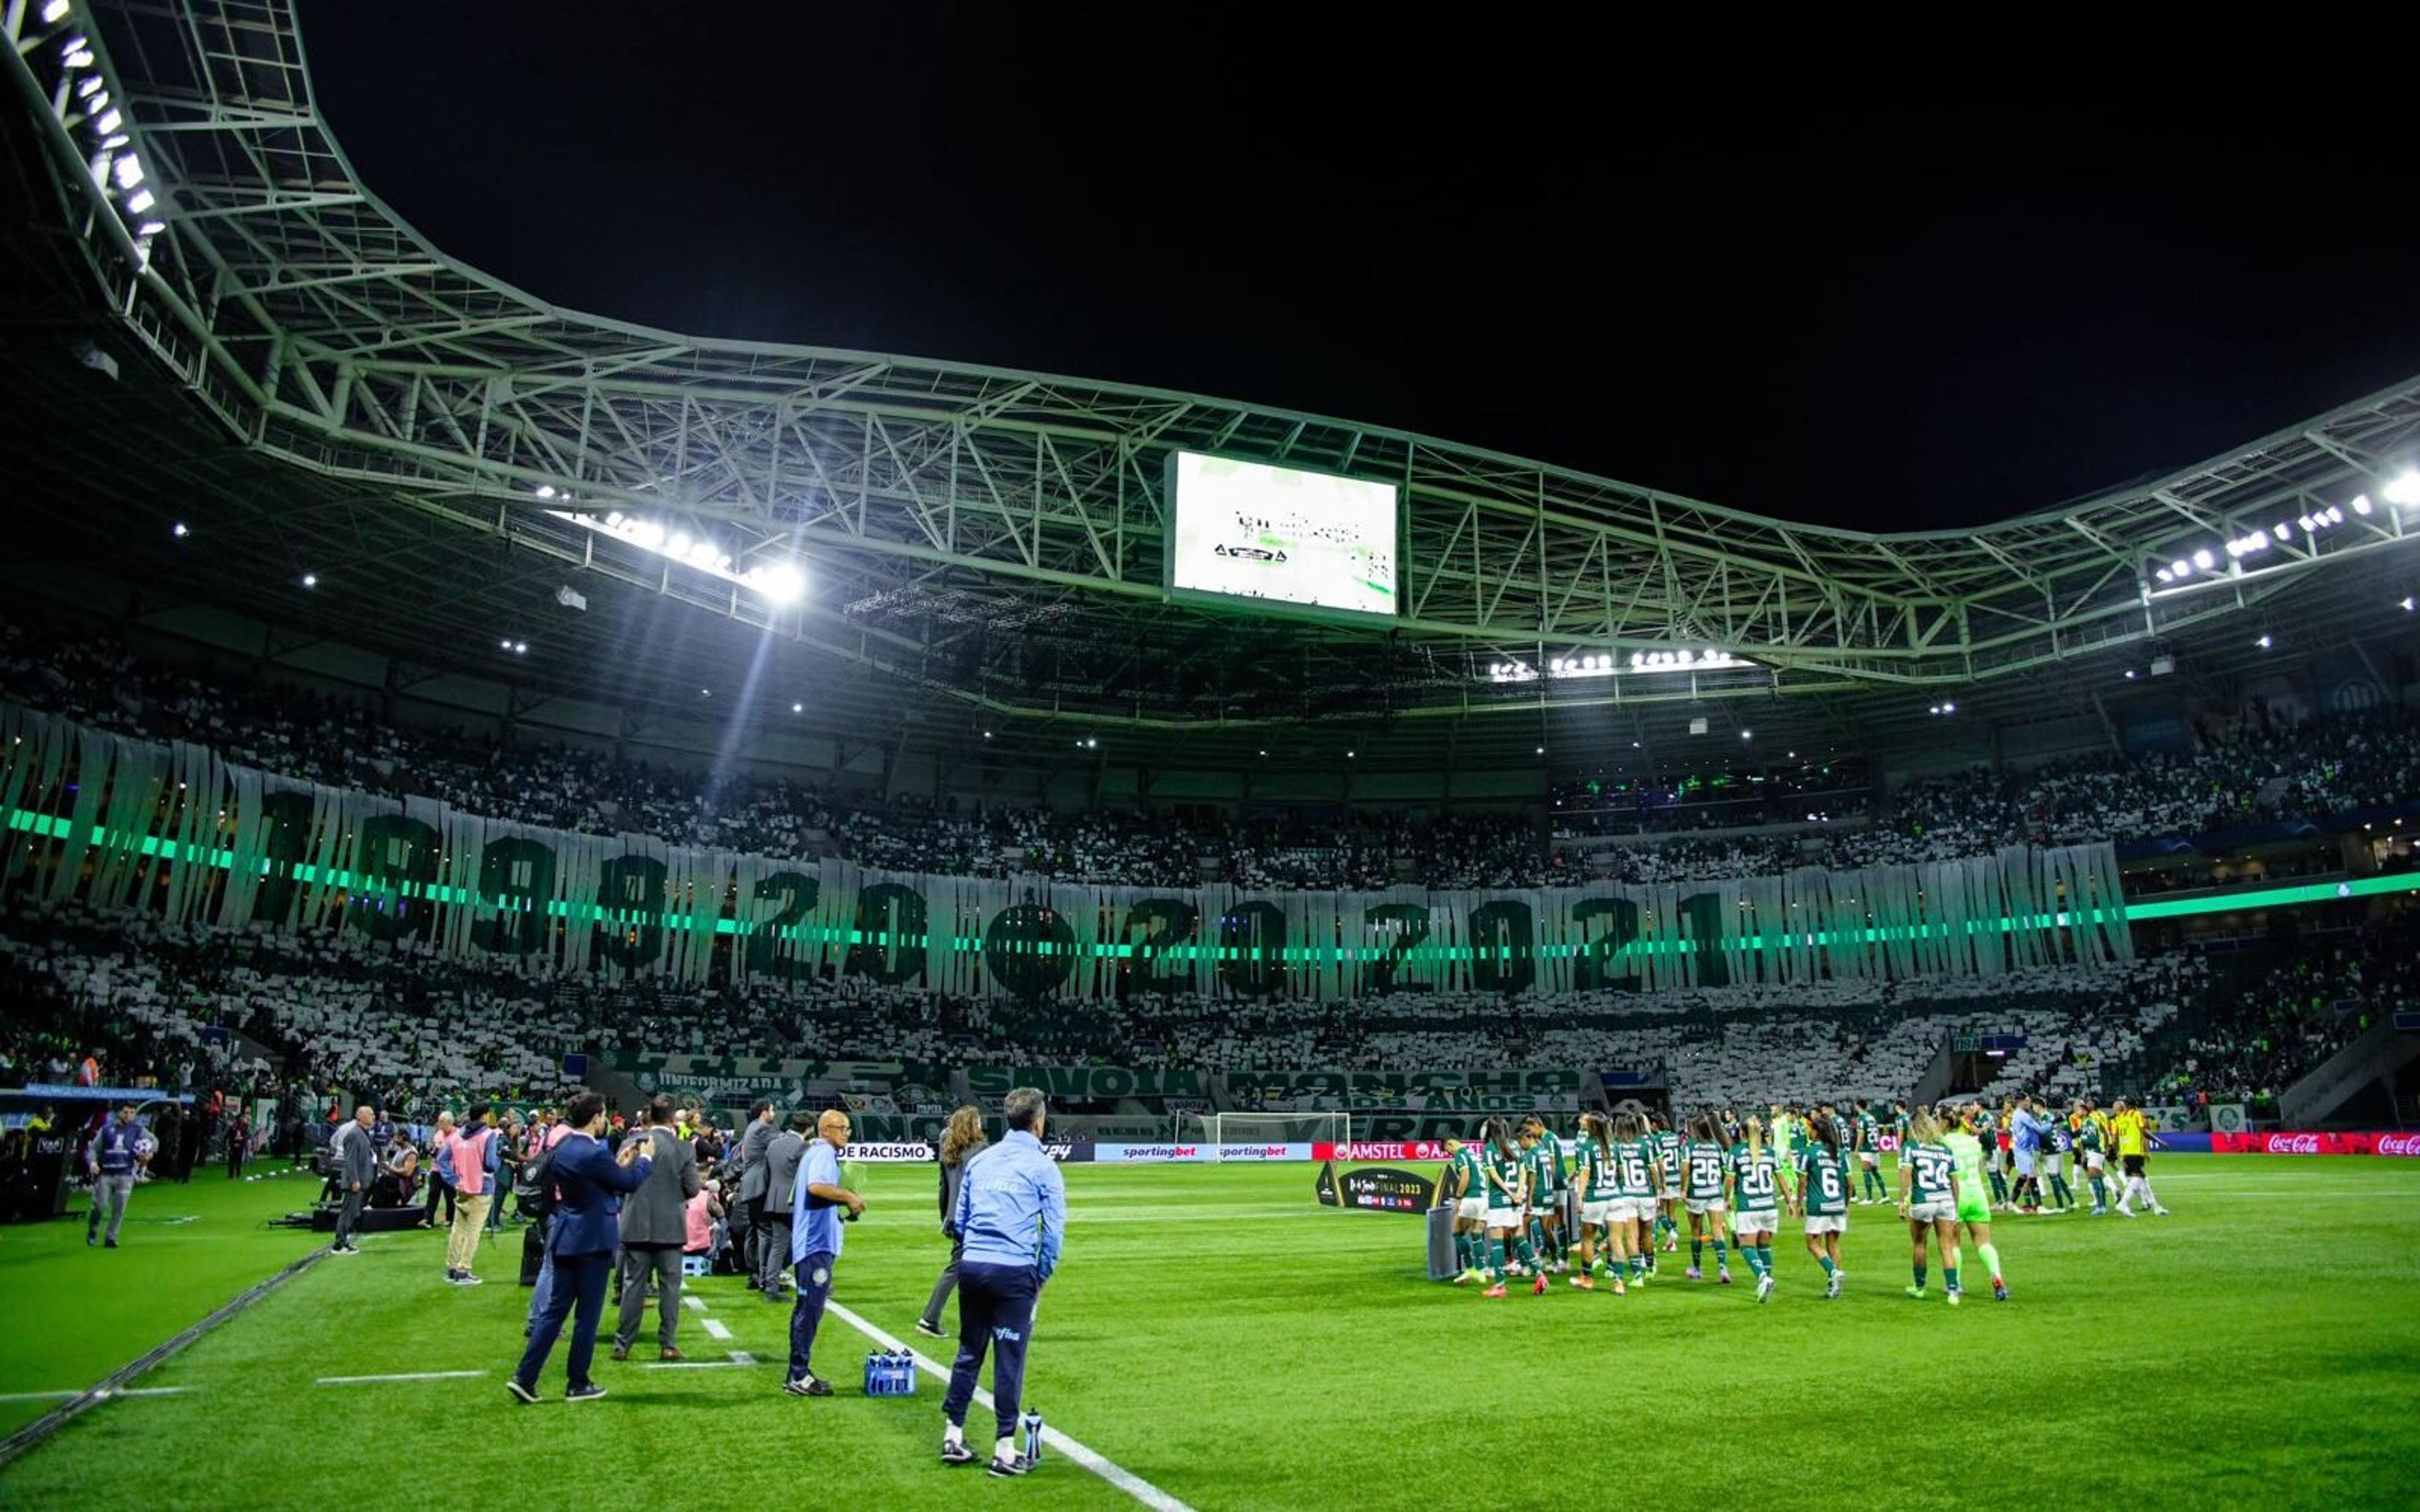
[2141,1180,2160,1206]
[996,1435,1018,1463]
[944,1423,964,1448]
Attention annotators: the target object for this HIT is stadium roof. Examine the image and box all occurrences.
[4,0,2418,774]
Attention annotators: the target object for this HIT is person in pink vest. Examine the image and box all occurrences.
[445,1104,501,1285]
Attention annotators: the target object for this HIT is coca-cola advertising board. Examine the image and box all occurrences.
[2209,1131,2420,1156]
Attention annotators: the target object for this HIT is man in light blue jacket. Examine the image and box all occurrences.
[940,1087,1066,1478]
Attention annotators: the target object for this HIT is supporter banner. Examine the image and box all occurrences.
[1224,1070,1586,1099]
[0,702,2133,1001]
[1279,1092,1579,1113]
[2208,1102,2249,1134]
[2211,1131,2420,1156]
[962,1067,1210,1099]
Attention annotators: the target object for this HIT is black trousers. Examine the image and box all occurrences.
[423,1176,456,1225]
[943,1261,1040,1444]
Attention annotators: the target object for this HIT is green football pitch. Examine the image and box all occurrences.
[3,1155,2417,1509]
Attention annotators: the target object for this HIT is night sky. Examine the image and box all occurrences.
[304,7,2420,532]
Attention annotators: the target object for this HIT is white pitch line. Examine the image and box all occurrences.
[824,1300,1194,1512]
[0,1387,190,1402]
[730,1350,756,1365]
[645,1358,760,1370]
[680,1295,706,1312]
[318,1370,489,1385]
[699,1317,733,1341]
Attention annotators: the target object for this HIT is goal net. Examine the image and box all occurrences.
[1174,1112,1349,1152]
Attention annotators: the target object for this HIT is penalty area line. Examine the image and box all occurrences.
[824,1300,1195,1512]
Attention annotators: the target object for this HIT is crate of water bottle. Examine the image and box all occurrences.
[863,1349,919,1396]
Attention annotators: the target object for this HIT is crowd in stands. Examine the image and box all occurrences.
[11,617,2417,899]
[2152,920,2420,1105]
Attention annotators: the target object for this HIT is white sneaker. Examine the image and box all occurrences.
[2116,1205,2135,1217]
[2152,1206,2170,1216]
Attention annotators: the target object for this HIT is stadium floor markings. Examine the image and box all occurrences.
[681,1295,705,1311]
[824,1299,1196,1512]
[698,1317,734,1341]
[0,1387,190,1403]
[318,1370,489,1385]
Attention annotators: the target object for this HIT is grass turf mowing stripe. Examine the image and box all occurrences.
[824,1298,1197,1512]
[0,1242,323,1468]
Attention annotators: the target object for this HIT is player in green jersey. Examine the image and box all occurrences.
[1896,1107,1966,1304]
[1648,1112,1683,1259]
[2070,1101,2109,1214]
[1797,1113,1851,1298]
[1943,1104,2009,1301]
[1852,1099,1888,1204]
[1569,1111,1620,1292]
[1518,1119,1565,1280]
[1440,1136,1492,1285]
[1477,1117,1533,1299]
[1679,1113,1734,1285]
[1610,1111,1662,1288]
[1725,1114,1782,1303]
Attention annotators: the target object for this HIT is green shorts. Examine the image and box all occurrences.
[1956,1199,1991,1225]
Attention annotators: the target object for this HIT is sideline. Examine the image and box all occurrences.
[824,1299,1196,1512]
[0,1244,327,1467]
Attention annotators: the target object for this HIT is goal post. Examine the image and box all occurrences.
[1173,1111,1350,1154]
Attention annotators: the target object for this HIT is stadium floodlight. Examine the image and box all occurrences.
[135,220,163,236]
[2353,495,2373,515]
[2296,514,2316,533]
[750,561,807,605]
[2168,559,2190,578]
[2155,568,2174,583]
[2192,549,2215,571]
[94,108,121,135]
[499,638,512,650]
[76,74,103,98]
[792,702,804,714]
[2403,597,2415,613]
[63,45,95,68]
[2385,469,2420,507]
[170,521,187,537]
[1535,745,1545,755]
[2256,634,2272,650]
[124,188,153,214]
[111,155,142,190]
[42,1,72,23]
[300,573,316,588]
[514,641,527,654]
[665,532,691,558]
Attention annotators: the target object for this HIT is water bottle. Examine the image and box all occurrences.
[862,1351,881,1395]
[893,1349,916,1394]
[1022,1409,1044,1463]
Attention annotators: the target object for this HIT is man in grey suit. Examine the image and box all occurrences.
[735,1099,778,1290]
[610,1095,703,1361]
[756,1111,812,1301]
[330,1105,375,1254]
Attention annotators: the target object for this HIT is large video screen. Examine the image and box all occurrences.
[1165,452,1398,618]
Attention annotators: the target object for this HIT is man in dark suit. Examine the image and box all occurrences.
[610,1095,702,1362]
[509,1092,652,1404]
[735,1099,777,1289]
[330,1105,375,1254]
[756,1111,812,1302]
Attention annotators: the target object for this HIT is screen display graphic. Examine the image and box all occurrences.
[1166,451,1398,618]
